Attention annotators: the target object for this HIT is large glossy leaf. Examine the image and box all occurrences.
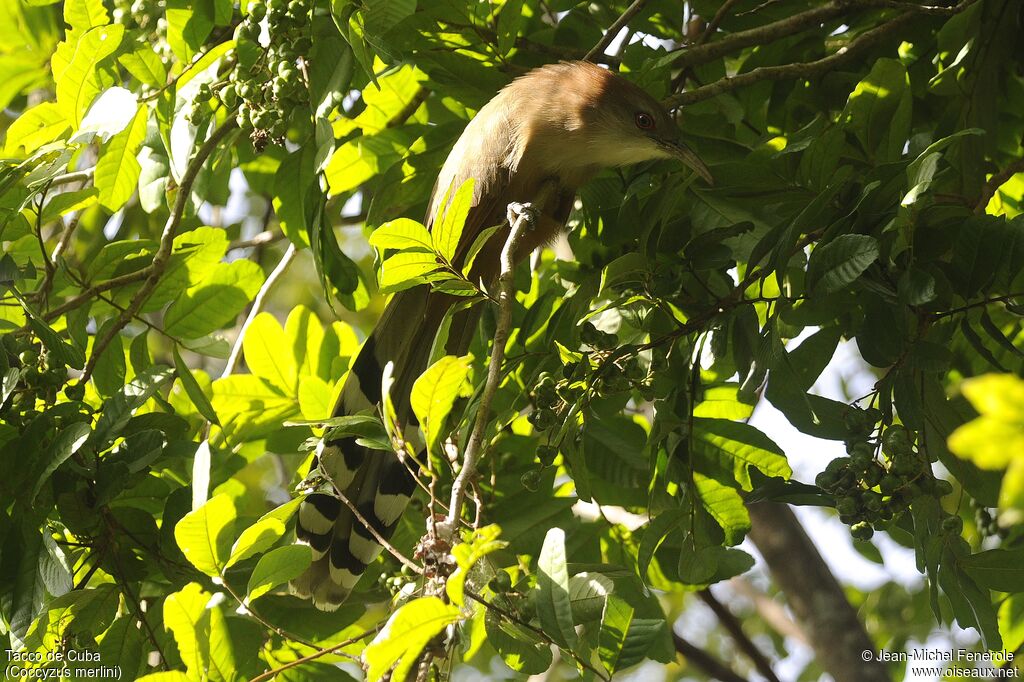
[535,527,577,648]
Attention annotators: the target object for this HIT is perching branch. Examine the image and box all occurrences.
[584,0,649,62]
[974,157,1024,213]
[248,624,384,682]
[221,243,298,378]
[665,11,919,108]
[436,205,531,541]
[79,118,237,383]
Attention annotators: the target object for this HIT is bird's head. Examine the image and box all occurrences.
[569,63,713,184]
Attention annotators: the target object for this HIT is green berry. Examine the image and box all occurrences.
[934,479,954,497]
[851,522,874,541]
[836,496,858,516]
[536,445,557,467]
[64,384,85,401]
[488,571,512,593]
[942,516,963,534]
[520,469,542,491]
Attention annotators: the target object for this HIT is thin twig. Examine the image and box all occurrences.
[673,1,853,68]
[464,590,611,681]
[974,157,1024,213]
[676,0,970,69]
[698,589,781,682]
[695,0,743,46]
[665,10,919,108]
[385,86,431,129]
[221,242,298,378]
[333,486,423,574]
[673,632,750,682]
[436,207,530,541]
[931,293,1024,318]
[80,119,237,383]
[585,0,648,62]
[219,578,334,654]
[42,268,150,322]
[248,624,383,682]
[228,230,285,251]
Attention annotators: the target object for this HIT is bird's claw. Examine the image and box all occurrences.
[507,202,539,230]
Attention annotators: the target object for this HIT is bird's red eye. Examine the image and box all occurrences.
[635,112,655,130]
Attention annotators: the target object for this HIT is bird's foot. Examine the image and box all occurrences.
[507,202,539,230]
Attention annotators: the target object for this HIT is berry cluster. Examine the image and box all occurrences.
[816,409,952,540]
[0,337,69,426]
[220,0,317,150]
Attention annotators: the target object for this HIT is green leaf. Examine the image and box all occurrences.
[90,365,175,447]
[939,542,1002,650]
[410,354,472,454]
[961,548,1024,592]
[146,227,230,312]
[949,374,1024,470]
[26,314,85,370]
[807,234,880,294]
[55,24,125,126]
[599,594,666,674]
[637,508,685,580]
[378,250,440,293]
[166,0,213,63]
[118,49,168,88]
[226,497,302,568]
[694,473,750,546]
[247,545,312,602]
[31,422,91,502]
[361,0,416,37]
[842,58,910,161]
[535,527,577,648]
[446,525,506,607]
[2,102,69,156]
[243,312,298,394]
[368,217,434,252]
[173,346,219,425]
[568,572,612,624]
[164,260,266,339]
[692,418,791,490]
[95,104,148,210]
[484,609,552,674]
[174,494,237,576]
[162,583,211,676]
[363,597,461,682]
[99,616,147,681]
[64,0,109,30]
[433,177,474,262]
[92,317,126,397]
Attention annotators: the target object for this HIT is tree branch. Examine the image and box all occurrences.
[248,624,383,682]
[221,243,298,378]
[974,157,1024,213]
[667,10,917,109]
[584,0,648,62]
[672,632,750,682]
[436,206,530,541]
[673,0,972,70]
[80,118,237,383]
[698,589,782,682]
[747,502,890,682]
[665,11,918,108]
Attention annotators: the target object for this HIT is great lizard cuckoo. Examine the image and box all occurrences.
[291,60,712,610]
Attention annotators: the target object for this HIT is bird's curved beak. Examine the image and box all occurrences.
[660,138,713,185]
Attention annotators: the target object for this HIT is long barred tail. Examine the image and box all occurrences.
[290,287,449,610]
